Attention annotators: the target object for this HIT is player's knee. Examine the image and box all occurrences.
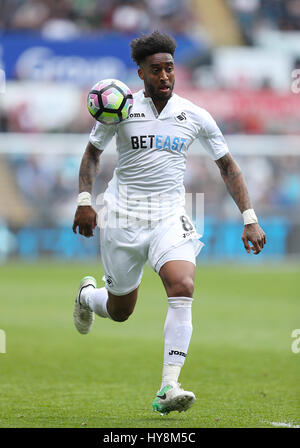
[168,276,194,298]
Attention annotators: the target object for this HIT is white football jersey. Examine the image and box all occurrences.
[89,89,229,220]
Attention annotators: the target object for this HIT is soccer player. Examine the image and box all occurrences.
[72,31,266,415]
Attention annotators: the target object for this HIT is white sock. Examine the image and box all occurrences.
[81,286,111,319]
[161,364,181,389]
[161,296,193,387]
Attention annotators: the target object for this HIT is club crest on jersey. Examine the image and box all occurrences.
[175,112,187,123]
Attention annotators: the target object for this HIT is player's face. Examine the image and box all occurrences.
[138,53,175,104]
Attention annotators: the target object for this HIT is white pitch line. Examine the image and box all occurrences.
[268,422,300,429]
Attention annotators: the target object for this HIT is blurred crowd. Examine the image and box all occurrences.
[0,87,298,136]
[5,152,300,229]
[0,1,298,135]
[186,153,300,219]
[0,0,197,36]
[1,0,299,38]
[7,152,113,226]
[228,0,300,43]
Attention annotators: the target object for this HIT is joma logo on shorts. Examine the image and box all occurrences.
[169,349,186,357]
[183,230,195,238]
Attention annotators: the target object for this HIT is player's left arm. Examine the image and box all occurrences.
[215,152,266,255]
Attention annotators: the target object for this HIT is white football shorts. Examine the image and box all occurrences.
[99,208,204,296]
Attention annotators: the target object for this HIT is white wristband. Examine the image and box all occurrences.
[77,192,92,206]
[242,209,258,225]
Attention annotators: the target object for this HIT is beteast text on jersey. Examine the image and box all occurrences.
[131,135,187,152]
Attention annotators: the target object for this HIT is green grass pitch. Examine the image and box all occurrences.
[0,261,299,428]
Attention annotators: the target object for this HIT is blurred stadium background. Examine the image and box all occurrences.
[0,0,300,264]
[0,0,300,263]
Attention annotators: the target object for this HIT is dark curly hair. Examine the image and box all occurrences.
[130,31,177,66]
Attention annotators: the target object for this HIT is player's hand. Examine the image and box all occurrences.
[242,223,266,255]
[72,206,97,238]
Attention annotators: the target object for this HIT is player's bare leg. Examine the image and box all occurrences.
[159,260,195,298]
[106,288,139,322]
[152,260,196,414]
[74,277,139,334]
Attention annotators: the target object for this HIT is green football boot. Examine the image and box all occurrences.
[152,382,196,415]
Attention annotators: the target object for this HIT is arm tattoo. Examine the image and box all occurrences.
[215,153,252,213]
[79,143,101,193]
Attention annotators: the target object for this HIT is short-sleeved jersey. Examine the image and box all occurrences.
[89,89,229,220]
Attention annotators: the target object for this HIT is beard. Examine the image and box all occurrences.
[144,79,174,103]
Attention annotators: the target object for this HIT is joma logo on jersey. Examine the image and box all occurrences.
[168,349,187,357]
[131,135,187,153]
[129,112,145,118]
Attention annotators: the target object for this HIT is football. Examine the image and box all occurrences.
[87,79,133,125]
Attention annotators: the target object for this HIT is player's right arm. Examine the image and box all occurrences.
[72,141,103,238]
